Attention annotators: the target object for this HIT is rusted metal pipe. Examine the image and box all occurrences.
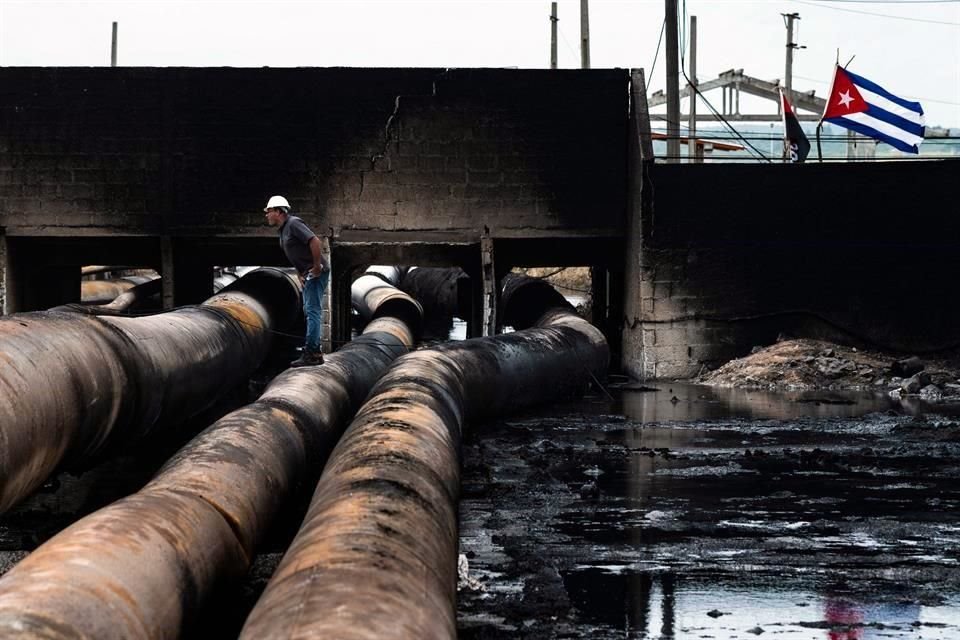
[80,275,154,304]
[352,270,423,337]
[213,271,239,293]
[400,266,471,321]
[0,278,421,639]
[0,267,301,514]
[80,265,136,277]
[51,277,163,316]
[363,265,406,287]
[241,274,608,639]
[98,275,162,312]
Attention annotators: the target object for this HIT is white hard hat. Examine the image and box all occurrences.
[264,195,290,211]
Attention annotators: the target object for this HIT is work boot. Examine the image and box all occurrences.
[290,350,324,368]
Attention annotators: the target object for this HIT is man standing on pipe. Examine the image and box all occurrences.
[264,195,330,367]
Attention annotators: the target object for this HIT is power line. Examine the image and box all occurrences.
[648,18,666,82]
[792,74,960,106]
[555,24,580,67]
[677,0,773,162]
[790,0,960,25]
[801,0,959,4]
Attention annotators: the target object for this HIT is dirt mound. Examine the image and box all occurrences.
[700,339,960,400]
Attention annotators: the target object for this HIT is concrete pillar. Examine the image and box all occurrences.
[606,265,624,371]
[480,235,496,337]
[3,239,24,314]
[466,264,483,339]
[160,235,175,310]
[622,69,652,380]
[0,232,7,314]
[159,238,211,307]
[329,248,354,351]
[323,270,332,354]
[590,266,607,327]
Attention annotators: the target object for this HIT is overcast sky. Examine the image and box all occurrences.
[1,0,958,127]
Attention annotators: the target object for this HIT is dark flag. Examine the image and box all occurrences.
[780,88,810,163]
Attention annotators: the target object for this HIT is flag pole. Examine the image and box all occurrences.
[816,123,823,163]
[817,63,840,163]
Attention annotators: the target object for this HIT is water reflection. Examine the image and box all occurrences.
[615,382,960,422]
[824,597,923,640]
[560,569,957,639]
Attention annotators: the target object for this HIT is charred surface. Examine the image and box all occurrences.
[242,276,608,639]
[458,385,960,639]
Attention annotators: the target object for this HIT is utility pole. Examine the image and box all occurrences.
[782,13,803,98]
[111,21,118,67]
[550,3,558,70]
[580,0,590,69]
[688,15,698,163]
[665,0,680,163]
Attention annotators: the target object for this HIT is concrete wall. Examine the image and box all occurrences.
[0,67,628,316]
[0,68,627,240]
[624,158,960,379]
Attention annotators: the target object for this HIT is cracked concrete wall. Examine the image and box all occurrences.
[625,159,960,379]
[0,68,627,241]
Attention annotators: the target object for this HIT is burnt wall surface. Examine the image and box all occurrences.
[0,67,628,239]
[625,158,960,379]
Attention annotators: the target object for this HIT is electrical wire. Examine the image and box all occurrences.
[648,18,666,82]
[555,24,580,67]
[799,0,959,4]
[676,0,773,162]
[790,0,960,25]
[792,73,960,106]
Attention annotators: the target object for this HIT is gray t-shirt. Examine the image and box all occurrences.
[279,215,317,276]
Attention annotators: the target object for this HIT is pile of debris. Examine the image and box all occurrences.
[700,339,960,401]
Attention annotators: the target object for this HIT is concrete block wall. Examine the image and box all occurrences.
[624,158,960,380]
[0,68,628,240]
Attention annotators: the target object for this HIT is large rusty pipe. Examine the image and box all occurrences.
[399,266,471,320]
[0,267,301,514]
[55,277,163,315]
[352,270,423,337]
[0,280,421,639]
[80,265,136,277]
[99,275,162,312]
[213,271,239,293]
[241,274,608,639]
[363,264,406,287]
[80,275,154,304]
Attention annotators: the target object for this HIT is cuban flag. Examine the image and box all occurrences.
[821,65,925,154]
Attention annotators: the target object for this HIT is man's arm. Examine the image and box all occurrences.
[308,236,330,275]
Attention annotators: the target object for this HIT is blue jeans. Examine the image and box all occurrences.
[303,271,329,353]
